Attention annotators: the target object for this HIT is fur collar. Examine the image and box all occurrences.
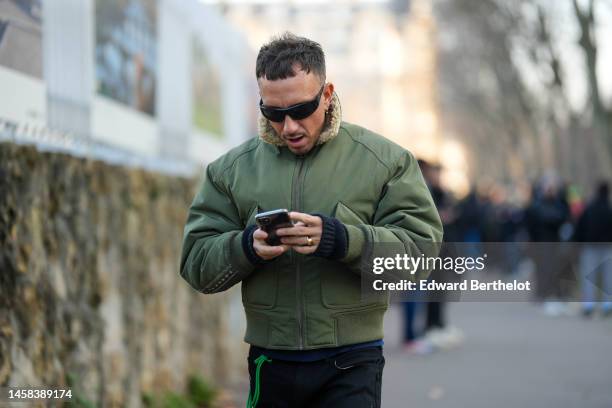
[258,92,342,146]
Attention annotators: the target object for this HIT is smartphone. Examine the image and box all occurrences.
[255,209,293,246]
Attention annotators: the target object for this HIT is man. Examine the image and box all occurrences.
[180,33,442,408]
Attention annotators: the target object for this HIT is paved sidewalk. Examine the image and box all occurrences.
[382,302,612,408]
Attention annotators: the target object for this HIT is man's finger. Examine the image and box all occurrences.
[254,242,289,259]
[253,228,268,239]
[276,225,319,237]
[291,245,317,255]
[280,236,319,246]
[289,212,321,226]
[253,238,288,252]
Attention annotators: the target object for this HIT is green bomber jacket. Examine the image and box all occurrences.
[179,93,443,350]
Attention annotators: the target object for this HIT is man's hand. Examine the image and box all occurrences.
[253,228,290,260]
[276,212,323,255]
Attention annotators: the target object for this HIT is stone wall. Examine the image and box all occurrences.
[0,143,243,406]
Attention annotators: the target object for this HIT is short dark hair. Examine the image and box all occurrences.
[256,32,326,82]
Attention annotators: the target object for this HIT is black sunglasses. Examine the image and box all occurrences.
[259,85,325,123]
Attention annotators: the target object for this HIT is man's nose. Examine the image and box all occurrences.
[282,116,300,134]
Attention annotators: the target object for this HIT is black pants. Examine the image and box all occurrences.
[247,346,385,408]
[425,301,445,330]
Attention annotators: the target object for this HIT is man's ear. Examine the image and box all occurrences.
[324,82,335,109]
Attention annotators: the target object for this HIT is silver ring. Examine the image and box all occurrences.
[306,236,313,246]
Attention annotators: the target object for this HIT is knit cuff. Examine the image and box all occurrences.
[312,214,348,259]
[241,224,267,265]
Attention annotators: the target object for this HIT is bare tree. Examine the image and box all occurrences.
[433,0,611,192]
[572,0,612,156]
[434,0,544,186]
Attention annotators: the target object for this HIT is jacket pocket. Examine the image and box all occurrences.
[320,266,371,309]
[333,201,367,226]
[333,305,388,345]
[321,202,385,309]
[320,269,388,309]
[242,264,278,309]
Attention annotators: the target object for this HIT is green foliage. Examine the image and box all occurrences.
[64,372,97,408]
[162,392,196,408]
[141,374,217,408]
[186,374,217,407]
[142,391,194,408]
[66,395,97,408]
[62,371,219,408]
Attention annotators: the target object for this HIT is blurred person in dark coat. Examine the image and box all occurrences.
[573,181,612,317]
[401,160,463,353]
[525,177,571,315]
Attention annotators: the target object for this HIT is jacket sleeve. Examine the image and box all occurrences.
[340,151,444,280]
[179,164,255,293]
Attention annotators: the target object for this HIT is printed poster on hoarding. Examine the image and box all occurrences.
[192,37,223,138]
[0,0,43,78]
[95,0,157,116]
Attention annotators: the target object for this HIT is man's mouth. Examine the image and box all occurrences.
[284,135,306,147]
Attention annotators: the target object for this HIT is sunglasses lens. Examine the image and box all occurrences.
[260,107,286,123]
[287,101,317,120]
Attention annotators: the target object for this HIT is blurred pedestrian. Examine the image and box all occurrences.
[525,177,571,315]
[407,161,463,353]
[573,181,612,317]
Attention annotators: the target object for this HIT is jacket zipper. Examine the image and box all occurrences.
[292,155,307,349]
